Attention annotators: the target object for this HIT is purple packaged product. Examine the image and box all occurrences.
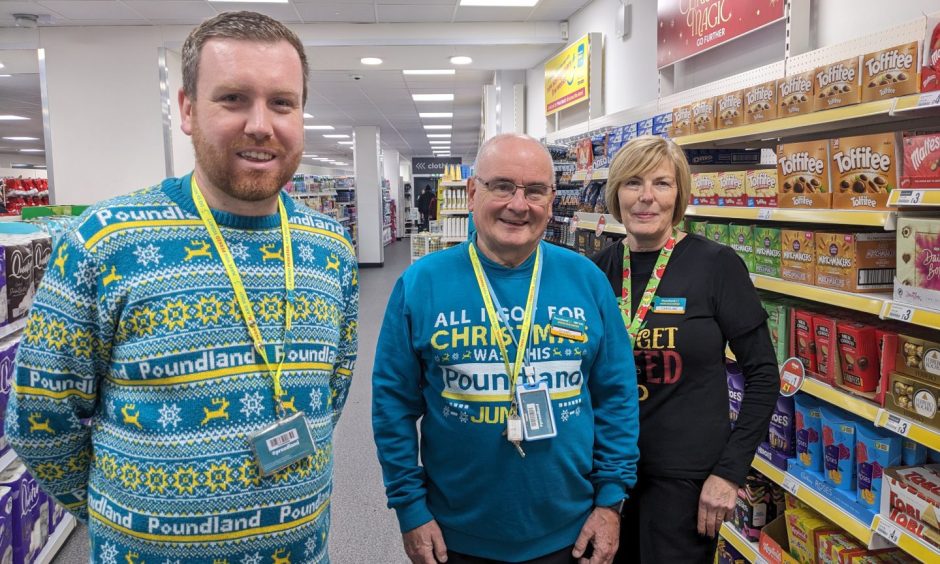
[0,338,18,418]
[0,486,11,564]
[727,362,745,428]
[716,537,746,564]
[0,463,42,563]
[591,133,609,169]
[855,423,902,509]
[636,118,653,137]
[902,438,927,466]
[30,234,52,294]
[652,112,673,136]
[794,393,823,471]
[0,246,7,329]
[2,238,34,323]
[769,395,795,457]
[49,497,64,536]
[732,472,775,541]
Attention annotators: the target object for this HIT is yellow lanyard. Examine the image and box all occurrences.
[191,176,295,412]
[468,243,540,414]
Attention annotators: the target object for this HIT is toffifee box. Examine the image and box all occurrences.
[778,141,831,209]
[718,171,747,206]
[830,133,899,209]
[744,81,778,124]
[814,231,896,293]
[747,169,778,207]
[671,105,691,138]
[922,16,940,92]
[900,132,940,188]
[813,56,861,112]
[754,227,782,279]
[729,223,755,271]
[716,90,745,130]
[692,172,719,206]
[690,98,716,134]
[781,230,815,284]
[895,217,940,309]
[862,42,920,102]
[778,71,815,117]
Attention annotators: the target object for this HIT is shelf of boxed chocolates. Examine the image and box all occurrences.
[719,522,759,562]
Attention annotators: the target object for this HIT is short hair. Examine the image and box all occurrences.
[182,11,309,105]
[474,133,554,182]
[605,135,691,226]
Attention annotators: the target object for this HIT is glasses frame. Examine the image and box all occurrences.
[474,177,556,205]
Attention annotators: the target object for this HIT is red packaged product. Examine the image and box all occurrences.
[812,314,839,386]
[795,310,817,374]
[922,16,940,92]
[836,322,880,393]
[900,132,940,188]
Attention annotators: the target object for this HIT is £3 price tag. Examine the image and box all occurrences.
[886,303,914,323]
[876,518,903,544]
[896,190,925,206]
[781,474,800,496]
[883,413,911,437]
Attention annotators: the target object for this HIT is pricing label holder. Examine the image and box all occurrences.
[875,517,902,544]
[875,409,912,437]
[781,474,801,496]
[757,208,773,221]
[896,190,925,206]
[595,215,607,238]
[885,303,914,323]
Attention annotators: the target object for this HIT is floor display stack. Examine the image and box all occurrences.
[412,165,472,262]
[2,178,50,217]
[553,14,940,564]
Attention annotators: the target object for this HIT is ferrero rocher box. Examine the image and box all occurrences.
[778,71,815,117]
[743,81,778,124]
[814,56,861,111]
[777,141,831,209]
[747,169,778,207]
[895,334,940,386]
[671,105,692,138]
[862,42,920,102]
[830,132,898,210]
[690,98,716,134]
[716,90,745,130]
[718,171,747,206]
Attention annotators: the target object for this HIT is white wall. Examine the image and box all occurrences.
[812,0,939,50]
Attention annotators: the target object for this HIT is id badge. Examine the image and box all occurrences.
[249,412,317,476]
[652,297,686,314]
[550,314,587,342]
[515,380,557,441]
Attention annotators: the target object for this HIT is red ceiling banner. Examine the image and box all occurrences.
[657,0,786,69]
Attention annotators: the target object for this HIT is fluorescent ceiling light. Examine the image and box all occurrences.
[303,154,318,158]
[449,56,473,65]
[19,149,43,152]
[460,0,539,6]
[403,69,455,75]
[313,158,330,161]
[0,75,10,78]
[305,125,334,130]
[337,141,354,145]
[3,137,38,141]
[360,57,383,65]
[0,63,4,69]
[424,125,452,130]
[208,0,287,3]
[412,94,454,101]
[323,134,350,138]
[419,112,453,118]
[429,141,451,145]
[0,115,28,121]
[426,134,452,138]
[303,113,314,119]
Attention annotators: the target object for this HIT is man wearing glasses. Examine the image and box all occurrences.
[373,133,639,564]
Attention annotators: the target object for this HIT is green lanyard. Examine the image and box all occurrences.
[620,231,677,345]
[191,176,295,414]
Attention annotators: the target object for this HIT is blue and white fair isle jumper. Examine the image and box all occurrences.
[4,174,358,564]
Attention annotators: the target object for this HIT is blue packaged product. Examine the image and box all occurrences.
[820,405,856,491]
[591,133,609,169]
[930,448,940,464]
[769,395,795,457]
[652,113,673,136]
[607,127,625,159]
[855,423,902,509]
[621,122,638,143]
[636,118,653,137]
[902,438,927,466]
[727,362,745,428]
[794,393,823,471]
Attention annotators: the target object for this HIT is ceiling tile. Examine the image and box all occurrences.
[123,1,216,21]
[377,5,454,23]
[36,0,146,20]
[294,3,375,23]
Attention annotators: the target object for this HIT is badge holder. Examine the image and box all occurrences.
[249,411,317,476]
[515,378,557,441]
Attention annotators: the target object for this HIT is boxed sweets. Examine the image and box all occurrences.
[778,141,831,209]
[689,219,708,238]
[900,132,940,188]
[606,127,625,159]
[716,90,745,130]
[886,370,940,431]
[830,133,898,210]
[794,309,818,374]
[769,395,796,458]
[754,227,782,279]
[718,170,748,206]
[728,361,745,428]
[733,472,778,541]
[716,537,747,564]
[0,463,43,564]
[729,223,755,271]
[812,314,841,386]
[30,233,51,293]
[762,299,790,364]
[922,16,940,92]
[820,405,857,490]
[785,507,838,564]
[903,438,927,466]
[896,216,940,310]
[781,229,815,284]
[1,236,34,323]
[690,97,716,134]
[855,424,902,510]
[895,333,940,386]
[814,231,896,293]
[0,486,11,564]
[794,394,823,472]
[591,132,609,170]
[778,71,815,117]
[671,105,691,138]
[706,222,730,247]
[836,321,881,393]
[747,169,778,207]
[620,122,638,144]
[652,113,672,137]
[813,56,861,112]
[862,42,920,102]
[575,138,593,171]
[636,117,653,137]
[882,465,940,548]
[692,172,719,205]
[744,80,778,124]
[817,532,863,564]
[0,337,17,417]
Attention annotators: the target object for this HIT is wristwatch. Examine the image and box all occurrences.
[603,498,625,514]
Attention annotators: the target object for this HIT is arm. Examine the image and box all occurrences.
[330,243,359,426]
[4,234,104,521]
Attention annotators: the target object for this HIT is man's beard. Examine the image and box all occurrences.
[191,123,301,203]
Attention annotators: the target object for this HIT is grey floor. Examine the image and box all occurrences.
[52,240,412,564]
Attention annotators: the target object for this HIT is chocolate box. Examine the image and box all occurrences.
[716,90,745,130]
[882,465,940,546]
[744,81,778,124]
[692,172,719,206]
[2,237,34,323]
[900,132,940,188]
[814,231,896,293]
[922,16,940,93]
[778,71,815,117]
[896,217,940,310]
[836,321,880,393]
[813,56,861,112]
[862,42,920,102]
[763,299,790,364]
[0,337,17,418]
[781,229,815,284]
[729,223,755,271]
[706,222,730,247]
[671,105,691,138]
[830,133,899,209]
[778,141,831,209]
[30,234,51,294]
[747,169,778,207]
[0,463,43,564]
[690,98,716,134]
[754,227,782,279]
[887,371,940,431]
[895,333,940,386]
[718,171,748,206]
[812,314,841,386]
[0,486,10,564]
[794,309,818,374]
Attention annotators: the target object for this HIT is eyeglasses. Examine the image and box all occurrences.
[619,177,677,193]
[475,177,555,205]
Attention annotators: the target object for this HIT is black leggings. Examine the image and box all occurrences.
[447,545,579,564]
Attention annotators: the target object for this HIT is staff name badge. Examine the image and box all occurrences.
[550,314,587,342]
[515,379,557,441]
[652,297,686,314]
[249,412,317,476]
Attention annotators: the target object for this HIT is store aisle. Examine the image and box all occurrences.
[52,241,413,564]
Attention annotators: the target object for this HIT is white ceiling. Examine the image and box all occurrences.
[0,0,593,169]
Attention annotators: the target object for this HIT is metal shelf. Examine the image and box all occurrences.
[719,523,759,562]
[750,274,889,317]
[439,209,469,215]
[870,514,940,562]
[686,205,895,229]
[35,513,77,564]
[0,317,27,341]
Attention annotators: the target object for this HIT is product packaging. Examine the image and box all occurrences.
[836,321,881,393]
[716,90,745,130]
[830,133,899,209]
[794,309,818,374]
[0,485,10,564]
[778,71,816,117]
[728,361,745,428]
[922,16,940,92]
[781,230,815,284]
[895,216,940,311]
[794,393,823,472]
[861,42,920,102]
[576,138,593,171]
[729,223,755,272]
[900,132,940,188]
[2,236,35,323]
[855,423,902,509]
[817,531,862,564]
[763,299,790,364]
[692,172,719,206]
[769,395,796,458]
[636,118,653,137]
[733,472,777,542]
[903,438,928,466]
[743,81,778,124]
[820,405,857,490]
[718,171,748,207]
[747,169,778,207]
[777,141,831,209]
[785,506,838,564]
[31,234,52,294]
[690,98,716,134]
[754,227,782,279]
[882,465,940,548]
[652,113,672,137]
[0,463,43,564]
[886,370,940,431]
[706,222,730,247]
[813,56,861,111]
[689,219,709,238]
[812,314,841,386]
[591,133,609,170]
[814,231,896,293]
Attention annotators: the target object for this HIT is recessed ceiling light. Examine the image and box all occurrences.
[412,94,454,101]
[427,134,452,138]
[449,56,473,65]
[361,57,383,65]
[304,125,334,130]
[460,0,538,6]
[403,69,456,75]
[337,141,354,145]
[419,112,453,118]
[0,63,4,69]
[19,149,43,152]
[3,137,38,141]
[424,125,452,130]
[303,113,314,119]
[323,134,350,138]
[0,115,28,121]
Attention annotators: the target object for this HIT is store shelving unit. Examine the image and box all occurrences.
[36,514,77,564]
[438,180,469,246]
[870,514,940,562]
[382,181,393,247]
[719,523,759,562]
[685,205,896,229]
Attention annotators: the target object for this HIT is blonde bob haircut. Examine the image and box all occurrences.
[604,135,691,226]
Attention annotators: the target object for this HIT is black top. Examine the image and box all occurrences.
[592,234,779,485]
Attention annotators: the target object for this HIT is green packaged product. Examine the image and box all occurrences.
[754,226,782,278]
[706,222,730,247]
[729,223,755,271]
[689,219,708,238]
[762,299,790,365]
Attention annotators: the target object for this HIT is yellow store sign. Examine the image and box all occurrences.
[544,35,591,116]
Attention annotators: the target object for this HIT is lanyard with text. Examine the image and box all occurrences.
[467,243,541,415]
[191,176,295,414]
[620,230,677,345]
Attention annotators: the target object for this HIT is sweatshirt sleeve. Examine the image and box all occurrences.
[4,232,106,521]
[588,282,640,506]
[372,277,434,533]
[330,240,359,427]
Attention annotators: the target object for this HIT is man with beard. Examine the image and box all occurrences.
[4,12,358,564]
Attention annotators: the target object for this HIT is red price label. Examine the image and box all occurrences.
[779,357,806,397]
[595,215,607,237]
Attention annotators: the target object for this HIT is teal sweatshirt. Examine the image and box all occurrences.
[373,240,638,562]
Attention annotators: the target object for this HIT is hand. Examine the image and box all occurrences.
[697,474,738,538]
[402,520,448,563]
[572,506,621,564]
